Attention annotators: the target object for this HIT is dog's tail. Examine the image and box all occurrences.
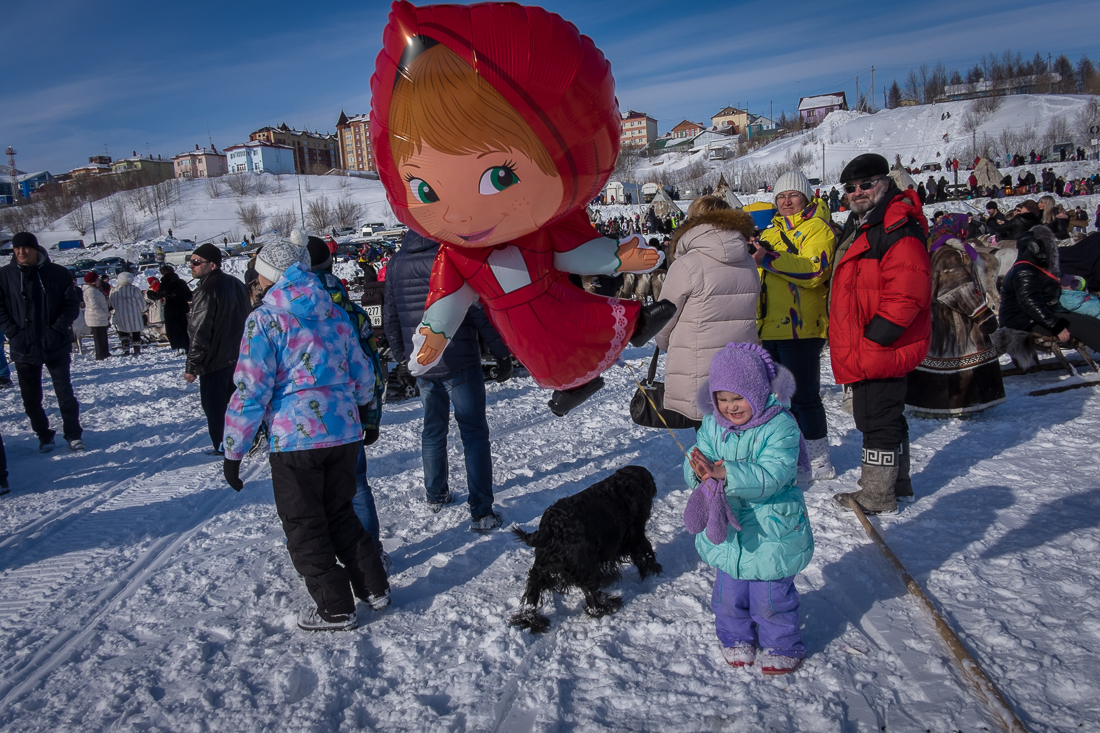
[511,525,549,548]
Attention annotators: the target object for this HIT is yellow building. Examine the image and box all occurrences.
[110,153,175,183]
[711,106,750,134]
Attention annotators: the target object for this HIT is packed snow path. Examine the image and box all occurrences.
[1,344,1098,731]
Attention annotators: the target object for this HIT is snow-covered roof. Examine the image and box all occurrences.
[799,93,846,111]
[224,141,293,151]
[173,148,225,160]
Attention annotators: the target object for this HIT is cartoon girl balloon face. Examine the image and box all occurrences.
[398,143,564,248]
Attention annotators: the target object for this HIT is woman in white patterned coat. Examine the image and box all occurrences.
[109,272,148,356]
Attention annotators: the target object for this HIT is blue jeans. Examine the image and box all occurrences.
[762,338,828,441]
[417,365,494,519]
[712,570,804,657]
[352,443,381,543]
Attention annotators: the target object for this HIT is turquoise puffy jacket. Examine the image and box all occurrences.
[683,396,814,580]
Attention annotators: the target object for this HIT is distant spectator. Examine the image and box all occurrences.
[149,266,193,351]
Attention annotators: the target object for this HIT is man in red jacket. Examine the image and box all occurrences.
[829,154,931,514]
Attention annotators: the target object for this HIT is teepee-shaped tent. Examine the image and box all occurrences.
[713,173,744,209]
[647,188,684,218]
[974,157,1002,190]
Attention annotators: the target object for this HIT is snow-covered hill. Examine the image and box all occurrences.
[632,94,1098,192]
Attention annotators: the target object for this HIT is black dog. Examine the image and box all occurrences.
[509,465,662,632]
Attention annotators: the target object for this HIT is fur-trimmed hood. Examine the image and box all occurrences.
[695,364,796,420]
[669,209,755,264]
[1015,225,1060,276]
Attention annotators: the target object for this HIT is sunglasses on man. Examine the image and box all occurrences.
[843,178,883,194]
[189,258,209,267]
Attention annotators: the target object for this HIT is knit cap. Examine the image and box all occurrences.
[192,242,222,265]
[117,272,134,285]
[83,272,98,283]
[12,232,45,253]
[306,235,332,272]
[254,238,310,283]
[772,171,813,204]
[702,342,811,469]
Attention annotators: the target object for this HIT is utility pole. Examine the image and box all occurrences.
[1048,53,1053,93]
[856,76,860,111]
[870,65,875,112]
[821,140,826,182]
[297,177,306,228]
[154,196,162,235]
[89,198,97,242]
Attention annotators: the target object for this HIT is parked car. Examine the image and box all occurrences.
[920,162,943,172]
[137,253,158,266]
[95,257,130,276]
[334,227,356,236]
[71,258,99,275]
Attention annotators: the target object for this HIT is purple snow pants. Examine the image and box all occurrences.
[712,570,805,657]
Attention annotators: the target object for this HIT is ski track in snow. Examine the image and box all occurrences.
[1,339,1098,731]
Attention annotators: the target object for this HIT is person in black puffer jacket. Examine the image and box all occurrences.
[0,233,84,452]
[383,231,512,530]
[183,243,249,454]
[999,226,1100,351]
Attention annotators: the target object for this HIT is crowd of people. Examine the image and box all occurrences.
[1,148,1098,672]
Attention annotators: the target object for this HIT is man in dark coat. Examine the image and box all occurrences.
[383,231,512,531]
[829,155,931,515]
[149,265,193,351]
[184,243,249,455]
[0,233,85,452]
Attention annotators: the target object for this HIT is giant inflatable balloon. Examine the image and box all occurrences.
[370,1,666,408]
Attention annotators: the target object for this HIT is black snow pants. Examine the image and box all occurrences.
[851,376,909,451]
[269,442,389,616]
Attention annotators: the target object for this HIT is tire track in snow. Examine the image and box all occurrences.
[0,460,267,711]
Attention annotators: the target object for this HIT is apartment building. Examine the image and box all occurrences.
[172,145,228,179]
[249,123,339,174]
[335,111,375,173]
[620,110,658,150]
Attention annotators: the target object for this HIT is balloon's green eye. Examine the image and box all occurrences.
[408,178,439,204]
[479,164,520,195]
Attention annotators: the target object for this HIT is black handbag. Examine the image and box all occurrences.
[630,347,700,430]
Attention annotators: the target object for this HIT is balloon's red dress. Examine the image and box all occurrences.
[370,1,644,391]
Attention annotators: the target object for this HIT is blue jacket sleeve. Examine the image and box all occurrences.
[223,313,277,460]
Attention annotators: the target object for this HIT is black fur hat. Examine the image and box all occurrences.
[839,154,889,183]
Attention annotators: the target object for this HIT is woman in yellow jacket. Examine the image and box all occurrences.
[752,171,836,481]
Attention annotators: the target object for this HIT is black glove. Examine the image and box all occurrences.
[223,459,243,491]
[494,357,514,383]
[363,427,380,446]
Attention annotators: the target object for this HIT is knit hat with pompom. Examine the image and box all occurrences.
[255,234,310,284]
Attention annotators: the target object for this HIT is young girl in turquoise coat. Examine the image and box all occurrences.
[684,342,814,674]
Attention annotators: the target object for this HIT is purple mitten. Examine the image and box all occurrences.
[703,478,742,544]
[684,482,708,535]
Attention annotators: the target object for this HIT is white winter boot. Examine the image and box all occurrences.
[798,438,836,484]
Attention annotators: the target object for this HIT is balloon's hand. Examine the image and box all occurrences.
[616,235,663,273]
[415,326,448,366]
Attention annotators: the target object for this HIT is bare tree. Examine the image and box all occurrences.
[273,175,286,194]
[224,173,251,197]
[306,195,333,232]
[333,197,363,228]
[67,203,91,235]
[270,207,298,237]
[236,202,267,237]
[206,177,223,198]
[107,197,142,243]
[253,174,270,196]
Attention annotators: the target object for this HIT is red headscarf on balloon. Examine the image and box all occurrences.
[370,1,621,235]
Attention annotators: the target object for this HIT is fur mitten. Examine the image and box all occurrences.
[684,477,741,544]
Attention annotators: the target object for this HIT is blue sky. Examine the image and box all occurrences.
[4,0,1098,175]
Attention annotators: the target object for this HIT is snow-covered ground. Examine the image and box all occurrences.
[1,337,1099,731]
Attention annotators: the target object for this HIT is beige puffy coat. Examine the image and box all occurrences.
[655,209,761,421]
